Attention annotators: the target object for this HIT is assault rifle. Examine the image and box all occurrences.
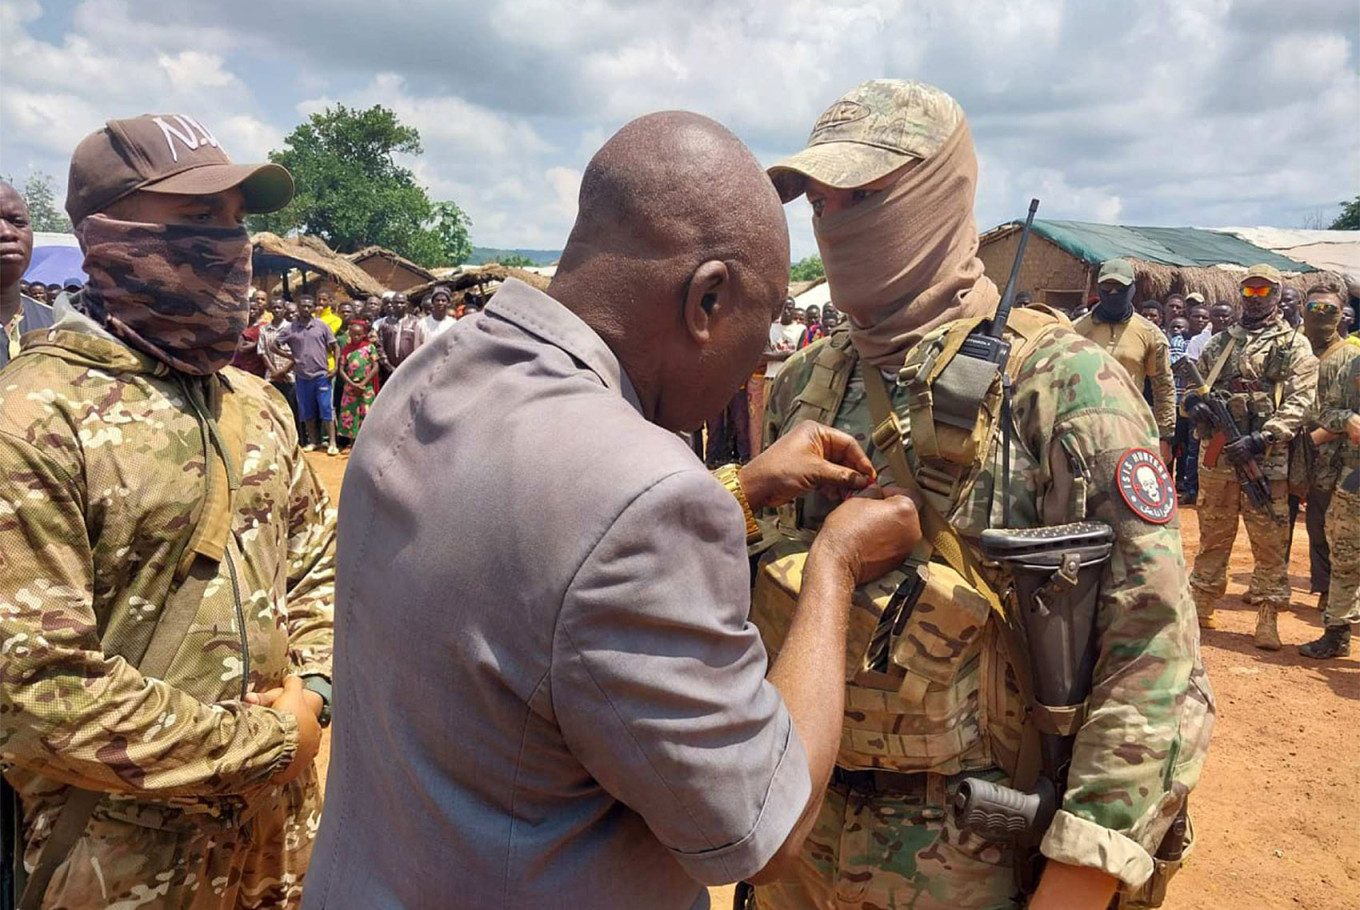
[953,522,1114,892]
[1173,356,1275,516]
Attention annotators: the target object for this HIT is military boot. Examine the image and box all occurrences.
[1299,625,1351,659]
[1254,603,1282,650]
[1195,598,1217,630]
[1242,590,1261,606]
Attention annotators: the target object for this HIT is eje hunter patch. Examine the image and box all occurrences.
[1116,448,1176,524]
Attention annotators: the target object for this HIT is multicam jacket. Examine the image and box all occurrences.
[1308,339,1360,492]
[763,321,1213,888]
[1194,316,1318,480]
[1317,341,1360,480]
[0,306,335,828]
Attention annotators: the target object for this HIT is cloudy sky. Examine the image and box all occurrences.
[2,0,1356,259]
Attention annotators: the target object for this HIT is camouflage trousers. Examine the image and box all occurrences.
[1189,471,1291,609]
[26,767,321,909]
[1324,486,1360,627]
[753,770,1020,910]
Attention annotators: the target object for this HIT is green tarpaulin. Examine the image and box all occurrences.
[1018,219,1315,272]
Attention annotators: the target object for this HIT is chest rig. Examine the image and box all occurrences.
[752,305,1064,769]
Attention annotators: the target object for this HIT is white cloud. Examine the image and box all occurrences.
[2,0,1355,259]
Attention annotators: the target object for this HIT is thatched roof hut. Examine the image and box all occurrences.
[251,233,386,300]
[404,263,551,307]
[978,219,1340,311]
[346,245,437,292]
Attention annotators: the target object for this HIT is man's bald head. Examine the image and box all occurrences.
[561,111,786,275]
[552,112,790,433]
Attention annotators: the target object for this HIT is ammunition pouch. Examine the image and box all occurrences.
[751,541,997,773]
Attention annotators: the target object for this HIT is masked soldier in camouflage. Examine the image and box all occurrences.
[1297,282,1360,658]
[751,80,1212,910]
[1186,264,1317,647]
[0,115,335,909]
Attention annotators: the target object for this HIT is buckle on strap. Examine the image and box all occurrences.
[871,413,904,453]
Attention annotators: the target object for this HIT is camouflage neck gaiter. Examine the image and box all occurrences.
[76,214,252,375]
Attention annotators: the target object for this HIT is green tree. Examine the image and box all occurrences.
[16,171,72,232]
[249,104,469,267]
[1330,195,1360,231]
[790,255,824,282]
[497,254,535,268]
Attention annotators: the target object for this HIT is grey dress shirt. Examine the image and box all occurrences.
[303,279,810,909]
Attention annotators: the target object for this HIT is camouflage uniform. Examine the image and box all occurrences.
[0,304,335,908]
[1301,340,1360,608]
[1188,318,1317,622]
[1315,349,1360,629]
[754,322,1213,909]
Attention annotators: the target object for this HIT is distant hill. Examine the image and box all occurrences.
[467,247,561,266]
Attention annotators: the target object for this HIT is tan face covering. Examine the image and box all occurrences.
[813,119,999,370]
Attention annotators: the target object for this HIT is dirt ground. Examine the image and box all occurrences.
[304,451,1359,909]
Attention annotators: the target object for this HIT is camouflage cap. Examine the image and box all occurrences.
[1242,263,1283,286]
[1097,258,1136,287]
[768,79,965,203]
[1185,291,1206,305]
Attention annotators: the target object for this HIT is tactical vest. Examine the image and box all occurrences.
[1208,323,1300,432]
[751,308,1065,777]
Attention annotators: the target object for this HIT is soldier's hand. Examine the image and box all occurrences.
[270,675,323,785]
[738,421,875,509]
[813,492,921,585]
[1346,413,1360,445]
[1224,431,1268,465]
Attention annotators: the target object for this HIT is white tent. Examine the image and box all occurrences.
[1214,228,1360,278]
[793,281,832,310]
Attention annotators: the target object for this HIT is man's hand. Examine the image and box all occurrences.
[738,421,875,510]
[811,492,921,585]
[1345,413,1360,446]
[1223,431,1267,466]
[1160,439,1173,465]
[252,676,322,785]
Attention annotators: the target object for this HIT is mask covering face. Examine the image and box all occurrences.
[1239,287,1278,330]
[1302,300,1342,354]
[1094,283,1135,322]
[76,213,252,375]
[813,119,999,371]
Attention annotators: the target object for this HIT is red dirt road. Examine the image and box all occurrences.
[305,452,1359,909]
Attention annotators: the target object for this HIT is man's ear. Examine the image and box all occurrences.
[683,259,730,345]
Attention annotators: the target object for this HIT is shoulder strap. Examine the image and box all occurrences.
[862,367,1004,618]
[790,330,856,426]
[19,455,224,910]
[1204,332,1241,390]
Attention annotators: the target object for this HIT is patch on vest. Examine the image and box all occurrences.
[1116,448,1176,524]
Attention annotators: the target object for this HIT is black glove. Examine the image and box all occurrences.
[1224,431,1268,466]
[1182,392,1215,425]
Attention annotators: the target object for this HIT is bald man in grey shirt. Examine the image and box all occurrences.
[304,113,918,909]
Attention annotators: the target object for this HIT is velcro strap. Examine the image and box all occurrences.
[797,379,842,412]
[1032,702,1087,737]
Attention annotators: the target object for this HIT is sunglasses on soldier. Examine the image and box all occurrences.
[1306,300,1340,315]
[1240,285,1275,298]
